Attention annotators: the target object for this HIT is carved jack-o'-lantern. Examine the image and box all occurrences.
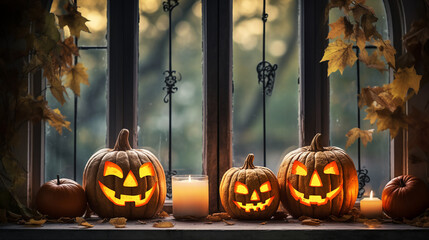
[83,129,166,219]
[220,154,280,220]
[277,134,358,219]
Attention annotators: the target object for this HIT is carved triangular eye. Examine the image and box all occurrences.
[139,162,155,178]
[234,182,249,194]
[323,161,339,175]
[292,161,307,176]
[103,161,123,178]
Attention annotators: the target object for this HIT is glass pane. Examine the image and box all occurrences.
[45,89,75,182]
[45,50,107,183]
[75,50,107,183]
[330,47,390,198]
[233,0,300,173]
[76,0,107,46]
[138,0,203,175]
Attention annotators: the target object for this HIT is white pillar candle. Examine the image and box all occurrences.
[172,175,209,219]
[360,190,382,218]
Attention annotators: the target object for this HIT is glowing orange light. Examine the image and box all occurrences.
[123,171,138,187]
[292,161,307,176]
[260,181,271,193]
[323,161,339,175]
[98,181,157,207]
[288,181,342,206]
[103,161,123,178]
[309,170,323,187]
[233,196,275,212]
[250,190,260,201]
[139,162,155,178]
[234,182,249,195]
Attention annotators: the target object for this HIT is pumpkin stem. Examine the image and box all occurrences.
[113,129,132,151]
[57,175,60,185]
[241,154,256,169]
[309,133,324,151]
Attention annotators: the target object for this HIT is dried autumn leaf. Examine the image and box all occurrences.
[301,218,322,226]
[359,50,386,72]
[387,66,422,101]
[352,24,366,52]
[79,221,94,228]
[373,39,396,68]
[75,217,85,224]
[25,219,47,226]
[57,3,91,38]
[260,221,267,225]
[320,39,358,76]
[64,63,89,96]
[59,37,79,68]
[350,3,374,23]
[298,216,311,221]
[364,105,408,138]
[44,108,71,134]
[137,220,147,224]
[157,211,169,218]
[361,13,382,40]
[222,219,235,225]
[363,219,381,228]
[109,217,127,228]
[345,128,374,149]
[206,215,222,222]
[212,212,231,220]
[153,221,174,228]
[327,17,354,40]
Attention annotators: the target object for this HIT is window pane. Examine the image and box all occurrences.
[329,0,390,198]
[138,0,203,175]
[76,0,107,46]
[45,50,107,183]
[232,0,299,173]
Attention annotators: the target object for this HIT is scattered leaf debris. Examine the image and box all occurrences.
[260,221,267,225]
[153,221,174,228]
[109,217,127,228]
[301,218,322,226]
[137,220,147,224]
[363,219,381,228]
[222,219,235,225]
[25,218,47,226]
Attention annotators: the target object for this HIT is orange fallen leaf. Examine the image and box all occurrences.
[153,221,174,228]
[109,217,127,228]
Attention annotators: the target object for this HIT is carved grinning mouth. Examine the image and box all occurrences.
[99,181,157,207]
[288,181,342,206]
[233,196,275,212]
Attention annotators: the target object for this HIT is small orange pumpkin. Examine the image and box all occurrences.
[220,154,280,220]
[277,133,358,219]
[82,129,166,219]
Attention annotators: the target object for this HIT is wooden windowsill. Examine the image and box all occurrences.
[1,216,428,240]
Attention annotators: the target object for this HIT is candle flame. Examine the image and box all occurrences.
[370,190,373,199]
[188,175,191,182]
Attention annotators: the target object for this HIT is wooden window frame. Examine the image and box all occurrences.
[28,0,411,212]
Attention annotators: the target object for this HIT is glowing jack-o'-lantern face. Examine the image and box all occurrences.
[98,161,157,207]
[288,161,342,206]
[277,133,359,219]
[233,181,275,212]
[219,154,280,220]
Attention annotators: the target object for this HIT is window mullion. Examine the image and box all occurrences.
[202,0,233,213]
[299,0,330,146]
[107,0,139,148]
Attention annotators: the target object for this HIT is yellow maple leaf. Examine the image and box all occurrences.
[59,36,79,68]
[387,66,422,101]
[364,104,407,138]
[373,39,396,68]
[64,63,89,96]
[359,50,386,72]
[57,3,90,38]
[44,108,71,134]
[327,17,354,40]
[345,128,374,149]
[321,39,358,76]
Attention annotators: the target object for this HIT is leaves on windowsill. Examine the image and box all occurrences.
[75,217,94,228]
[363,219,382,228]
[24,218,47,226]
[222,219,235,225]
[156,211,170,218]
[153,221,174,228]
[301,218,322,226]
[109,217,127,228]
[137,220,147,225]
